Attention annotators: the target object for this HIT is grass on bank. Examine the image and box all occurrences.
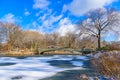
[91,51,120,79]
[1,48,83,56]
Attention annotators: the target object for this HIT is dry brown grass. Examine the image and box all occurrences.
[3,49,34,56]
[91,51,120,78]
[43,50,70,54]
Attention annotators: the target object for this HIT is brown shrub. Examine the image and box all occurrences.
[91,51,120,78]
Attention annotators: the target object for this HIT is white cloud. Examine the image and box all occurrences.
[24,21,44,33]
[0,13,20,23]
[33,0,61,32]
[112,25,120,41]
[42,15,63,27]
[33,0,50,9]
[37,12,63,32]
[36,8,52,17]
[117,32,120,41]
[57,18,77,36]
[32,21,38,28]
[25,21,39,29]
[24,9,30,16]
[63,0,117,16]
[109,12,120,41]
[38,9,52,21]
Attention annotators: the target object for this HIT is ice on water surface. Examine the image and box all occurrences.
[0,55,87,80]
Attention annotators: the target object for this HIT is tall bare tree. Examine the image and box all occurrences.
[65,32,77,48]
[0,22,4,44]
[79,8,119,49]
[22,30,42,49]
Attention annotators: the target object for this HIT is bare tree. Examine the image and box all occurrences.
[22,30,42,50]
[51,32,59,46]
[0,22,4,44]
[65,32,78,48]
[0,22,23,50]
[79,8,119,49]
[3,23,23,50]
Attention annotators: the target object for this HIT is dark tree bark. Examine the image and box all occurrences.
[98,30,101,49]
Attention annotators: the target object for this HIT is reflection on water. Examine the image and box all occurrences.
[0,55,92,80]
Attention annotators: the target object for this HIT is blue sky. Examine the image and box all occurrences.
[0,0,120,41]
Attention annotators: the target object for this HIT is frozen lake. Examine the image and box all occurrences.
[0,55,98,80]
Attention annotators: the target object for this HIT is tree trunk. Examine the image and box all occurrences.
[98,30,101,50]
[68,40,71,48]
